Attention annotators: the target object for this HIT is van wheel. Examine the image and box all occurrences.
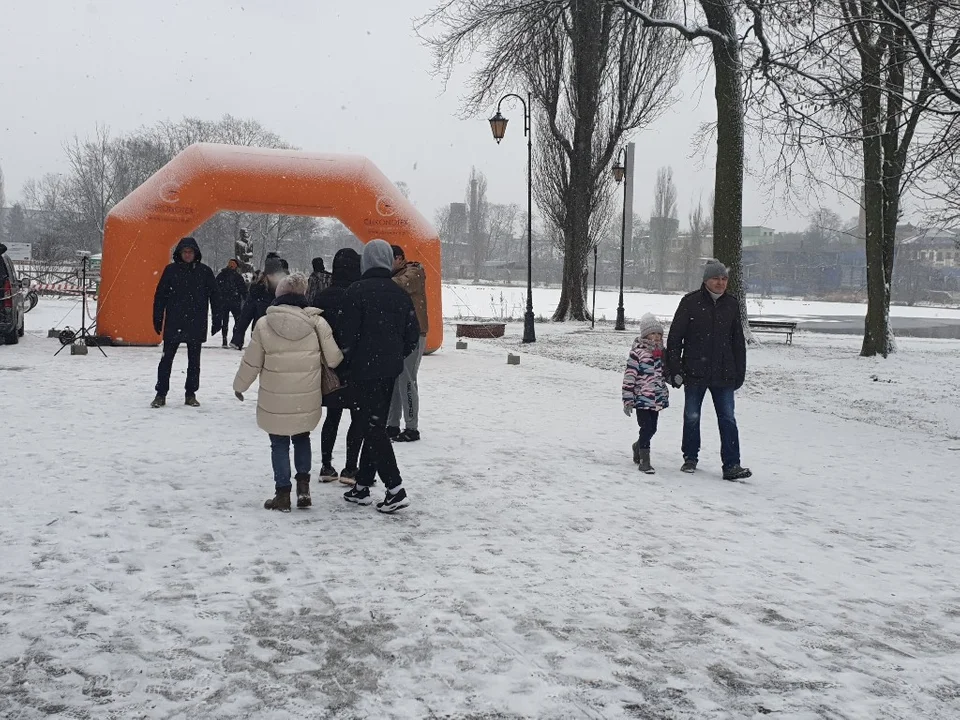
[4,329,18,345]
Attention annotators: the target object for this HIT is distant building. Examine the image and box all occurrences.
[898,227,960,268]
[742,226,776,247]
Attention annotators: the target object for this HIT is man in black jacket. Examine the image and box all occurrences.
[337,239,419,513]
[215,258,248,347]
[230,254,287,350]
[666,259,751,481]
[151,237,222,408]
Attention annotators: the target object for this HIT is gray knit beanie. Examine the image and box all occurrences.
[361,239,395,274]
[702,258,729,281]
[639,313,664,339]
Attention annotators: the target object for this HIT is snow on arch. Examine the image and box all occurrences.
[97,143,443,351]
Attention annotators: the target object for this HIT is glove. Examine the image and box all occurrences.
[623,404,633,417]
[670,374,684,389]
[234,391,244,401]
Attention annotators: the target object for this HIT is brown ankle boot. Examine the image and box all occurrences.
[264,489,292,512]
[295,473,311,508]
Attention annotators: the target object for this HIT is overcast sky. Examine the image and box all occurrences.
[0,0,856,233]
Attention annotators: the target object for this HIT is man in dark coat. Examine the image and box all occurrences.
[666,258,751,481]
[229,254,287,350]
[337,239,419,513]
[151,237,222,408]
[306,257,333,306]
[215,258,248,347]
[312,248,363,483]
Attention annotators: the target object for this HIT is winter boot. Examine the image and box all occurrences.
[295,473,312,508]
[185,394,200,407]
[339,468,358,486]
[638,450,656,475]
[319,464,339,483]
[395,429,420,443]
[723,465,753,481]
[681,458,698,474]
[387,426,401,441]
[150,394,166,409]
[343,484,372,505]
[264,488,292,512]
[376,486,410,514]
[632,441,641,465]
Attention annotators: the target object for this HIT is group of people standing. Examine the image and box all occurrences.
[151,236,430,514]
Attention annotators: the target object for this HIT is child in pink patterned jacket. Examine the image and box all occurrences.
[622,313,670,474]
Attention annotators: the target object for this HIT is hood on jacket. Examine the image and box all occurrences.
[264,256,286,276]
[312,257,325,273]
[361,239,394,275]
[262,304,322,343]
[173,237,202,263]
[331,248,362,287]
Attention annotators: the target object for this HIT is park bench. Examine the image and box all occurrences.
[456,322,506,339]
[748,319,798,344]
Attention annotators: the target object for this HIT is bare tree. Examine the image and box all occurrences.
[650,166,678,291]
[804,208,844,250]
[746,0,960,356]
[420,0,685,320]
[687,197,709,288]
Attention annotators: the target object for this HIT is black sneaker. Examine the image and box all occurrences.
[387,426,401,441]
[343,485,372,505]
[185,395,200,407]
[376,487,410,513]
[339,468,358,486]
[319,464,339,483]
[632,441,641,465]
[395,429,421,443]
[150,394,166,409]
[723,465,752,481]
[681,458,698,473]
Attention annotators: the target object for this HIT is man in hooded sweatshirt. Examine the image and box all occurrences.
[337,239,420,513]
[666,258,751,481]
[151,237,222,408]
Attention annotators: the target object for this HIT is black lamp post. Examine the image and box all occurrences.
[613,149,627,331]
[489,92,536,344]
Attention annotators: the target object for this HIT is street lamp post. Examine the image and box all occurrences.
[591,244,598,330]
[489,93,536,344]
[612,149,627,331]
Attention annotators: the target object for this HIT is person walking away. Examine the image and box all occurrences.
[233,273,343,511]
[230,255,288,349]
[151,237,222,408]
[622,313,669,474]
[337,239,420,513]
[216,259,248,347]
[307,257,333,306]
[387,244,428,442]
[666,259,751,481]
[311,248,364,485]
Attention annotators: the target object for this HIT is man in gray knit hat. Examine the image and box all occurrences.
[665,258,751,481]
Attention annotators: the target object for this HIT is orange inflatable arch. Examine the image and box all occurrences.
[98,143,443,352]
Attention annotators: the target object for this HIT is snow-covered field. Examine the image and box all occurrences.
[443,283,960,323]
[2,299,959,719]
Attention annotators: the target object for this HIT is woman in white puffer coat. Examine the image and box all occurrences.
[233,272,343,513]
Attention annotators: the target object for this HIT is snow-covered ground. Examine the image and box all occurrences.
[2,299,959,719]
[443,283,960,322]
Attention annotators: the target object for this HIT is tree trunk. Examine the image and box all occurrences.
[859,47,894,357]
[701,2,751,336]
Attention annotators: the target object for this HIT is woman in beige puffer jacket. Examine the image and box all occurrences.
[233,273,343,512]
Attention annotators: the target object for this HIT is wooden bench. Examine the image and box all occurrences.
[456,322,506,339]
[748,319,798,344]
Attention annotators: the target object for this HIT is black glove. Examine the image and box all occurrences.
[669,373,684,389]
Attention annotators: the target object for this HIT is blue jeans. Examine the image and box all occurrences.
[682,385,740,469]
[269,433,311,490]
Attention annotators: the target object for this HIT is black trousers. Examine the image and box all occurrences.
[355,377,402,490]
[635,410,660,450]
[320,406,363,469]
[219,302,242,343]
[156,340,202,396]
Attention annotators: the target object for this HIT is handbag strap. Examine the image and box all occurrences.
[314,320,330,371]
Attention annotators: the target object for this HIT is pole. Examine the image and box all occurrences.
[592,244,598,330]
[523,92,536,343]
[615,153,627,331]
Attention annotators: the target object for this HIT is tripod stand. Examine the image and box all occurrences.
[54,253,107,357]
